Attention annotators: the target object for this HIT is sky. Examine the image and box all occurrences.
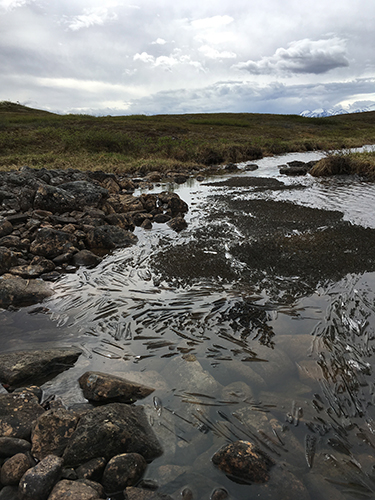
[1,0,375,116]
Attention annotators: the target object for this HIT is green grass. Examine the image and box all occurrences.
[0,101,375,174]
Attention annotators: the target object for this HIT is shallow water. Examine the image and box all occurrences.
[2,148,375,499]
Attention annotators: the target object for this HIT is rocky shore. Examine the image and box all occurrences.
[0,166,189,309]
[0,348,277,500]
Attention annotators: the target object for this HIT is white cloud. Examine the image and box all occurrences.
[66,7,117,31]
[0,0,32,10]
[233,38,349,75]
[151,38,167,45]
[199,45,236,59]
[133,50,204,71]
[191,15,233,30]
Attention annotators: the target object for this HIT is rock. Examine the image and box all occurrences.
[167,217,187,232]
[86,226,138,250]
[18,454,64,500]
[0,453,32,485]
[125,488,174,500]
[0,437,31,457]
[211,440,274,484]
[244,164,259,171]
[31,408,79,460]
[0,485,21,499]
[161,357,220,395]
[0,247,18,275]
[0,221,13,238]
[105,213,134,231]
[0,348,82,387]
[33,185,77,214]
[210,488,228,499]
[0,392,45,439]
[72,250,102,268]
[102,453,147,492]
[158,192,188,216]
[78,371,155,404]
[47,479,101,500]
[75,457,107,482]
[30,228,78,259]
[59,181,108,208]
[153,214,171,224]
[62,403,162,467]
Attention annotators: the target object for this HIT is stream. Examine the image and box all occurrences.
[2,147,375,499]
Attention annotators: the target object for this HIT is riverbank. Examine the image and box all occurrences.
[1,101,375,174]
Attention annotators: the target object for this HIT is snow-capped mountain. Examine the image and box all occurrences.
[300,104,375,118]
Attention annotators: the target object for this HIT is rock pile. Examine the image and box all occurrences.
[0,167,188,308]
[0,348,170,499]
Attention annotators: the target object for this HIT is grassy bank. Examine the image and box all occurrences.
[1,101,375,174]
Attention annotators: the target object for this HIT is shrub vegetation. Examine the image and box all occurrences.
[0,100,375,174]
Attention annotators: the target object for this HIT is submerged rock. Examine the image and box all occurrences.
[0,274,53,309]
[0,348,82,387]
[211,440,274,484]
[102,453,147,492]
[79,371,155,404]
[62,403,163,467]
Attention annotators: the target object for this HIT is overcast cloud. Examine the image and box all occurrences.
[1,0,374,115]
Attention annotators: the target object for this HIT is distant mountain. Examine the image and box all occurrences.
[300,105,375,118]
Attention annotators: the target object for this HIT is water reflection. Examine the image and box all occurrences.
[2,148,375,499]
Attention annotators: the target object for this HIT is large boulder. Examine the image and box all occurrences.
[62,403,163,467]
[78,371,155,404]
[0,348,82,387]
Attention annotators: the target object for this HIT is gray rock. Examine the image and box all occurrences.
[62,403,162,467]
[0,453,32,485]
[59,181,108,208]
[78,371,155,404]
[18,455,64,500]
[102,453,147,492]
[72,250,102,268]
[86,226,138,250]
[0,348,82,387]
[31,408,80,460]
[0,437,31,457]
[0,485,21,500]
[33,185,77,214]
[0,392,45,440]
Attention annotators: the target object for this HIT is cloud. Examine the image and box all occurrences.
[66,7,117,31]
[233,38,349,75]
[0,0,32,10]
[133,50,204,71]
[198,45,236,60]
[151,38,167,45]
[190,15,234,30]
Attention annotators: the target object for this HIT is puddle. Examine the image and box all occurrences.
[2,147,375,499]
